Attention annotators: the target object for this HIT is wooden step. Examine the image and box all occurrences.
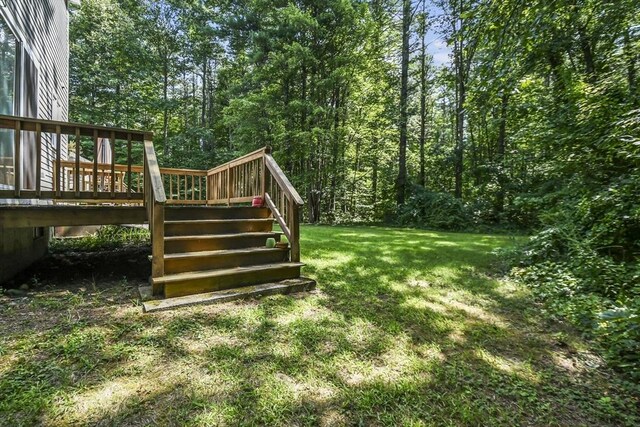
[164,206,271,221]
[164,218,274,236]
[142,277,316,313]
[164,247,289,274]
[164,231,282,253]
[155,263,304,298]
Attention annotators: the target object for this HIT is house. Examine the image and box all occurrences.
[0,0,313,310]
[0,0,70,283]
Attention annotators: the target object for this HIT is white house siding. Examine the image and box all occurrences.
[0,1,69,284]
[1,0,69,191]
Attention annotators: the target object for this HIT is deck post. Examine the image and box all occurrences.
[55,125,61,197]
[127,133,132,199]
[151,203,165,279]
[93,130,99,198]
[261,155,266,198]
[110,131,116,198]
[143,136,166,295]
[74,128,80,197]
[13,120,20,197]
[35,123,41,197]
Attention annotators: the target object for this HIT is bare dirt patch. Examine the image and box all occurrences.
[3,244,151,291]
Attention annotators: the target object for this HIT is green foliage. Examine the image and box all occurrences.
[516,222,640,380]
[397,186,469,230]
[49,226,150,253]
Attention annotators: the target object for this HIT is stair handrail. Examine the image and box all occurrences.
[207,147,270,176]
[264,154,304,205]
[263,152,303,262]
[143,138,166,286]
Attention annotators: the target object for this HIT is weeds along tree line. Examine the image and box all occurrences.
[70,1,638,379]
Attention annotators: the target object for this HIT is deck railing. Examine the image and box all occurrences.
[264,153,303,262]
[163,167,207,203]
[0,114,148,201]
[206,147,303,262]
[52,160,207,203]
[53,159,144,194]
[206,147,267,204]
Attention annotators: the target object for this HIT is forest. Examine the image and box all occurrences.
[69,1,639,379]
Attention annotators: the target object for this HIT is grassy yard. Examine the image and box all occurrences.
[0,225,638,426]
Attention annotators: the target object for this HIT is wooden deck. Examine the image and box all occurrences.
[1,114,310,306]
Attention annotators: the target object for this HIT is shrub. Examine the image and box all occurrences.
[397,187,469,230]
[50,225,150,252]
[515,218,640,381]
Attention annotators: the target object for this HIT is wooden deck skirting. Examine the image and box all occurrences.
[0,205,147,228]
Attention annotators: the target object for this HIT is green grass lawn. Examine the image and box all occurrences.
[0,225,638,426]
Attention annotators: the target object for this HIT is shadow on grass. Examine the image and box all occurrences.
[0,225,637,426]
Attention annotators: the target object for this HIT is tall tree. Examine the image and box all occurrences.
[439,0,477,199]
[396,0,411,205]
[416,2,431,188]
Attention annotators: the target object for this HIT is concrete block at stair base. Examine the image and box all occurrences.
[138,285,154,301]
[142,277,317,313]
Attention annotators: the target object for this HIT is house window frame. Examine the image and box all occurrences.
[0,8,40,191]
[0,10,20,190]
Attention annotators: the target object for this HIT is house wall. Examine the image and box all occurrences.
[1,0,70,189]
[0,226,48,284]
[0,0,69,284]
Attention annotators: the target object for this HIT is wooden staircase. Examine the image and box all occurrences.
[152,206,304,298]
[143,145,313,307]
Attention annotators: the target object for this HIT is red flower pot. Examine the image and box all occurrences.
[252,196,264,207]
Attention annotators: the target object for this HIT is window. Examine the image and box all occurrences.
[0,16,16,187]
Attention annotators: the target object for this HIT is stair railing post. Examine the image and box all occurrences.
[151,201,164,280]
[226,163,231,206]
[290,199,300,262]
[261,153,266,198]
[143,137,166,294]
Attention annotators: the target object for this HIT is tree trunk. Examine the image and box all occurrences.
[625,29,638,106]
[454,28,465,199]
[372,139,378,207]
[351,137,360,213]
[162,51,169,155]
[578,26,596,83]
[329,87,340,214]
[396,0,411,206]
[201,58,207,128]
[495,92,509,214]
[419,7,427,188]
